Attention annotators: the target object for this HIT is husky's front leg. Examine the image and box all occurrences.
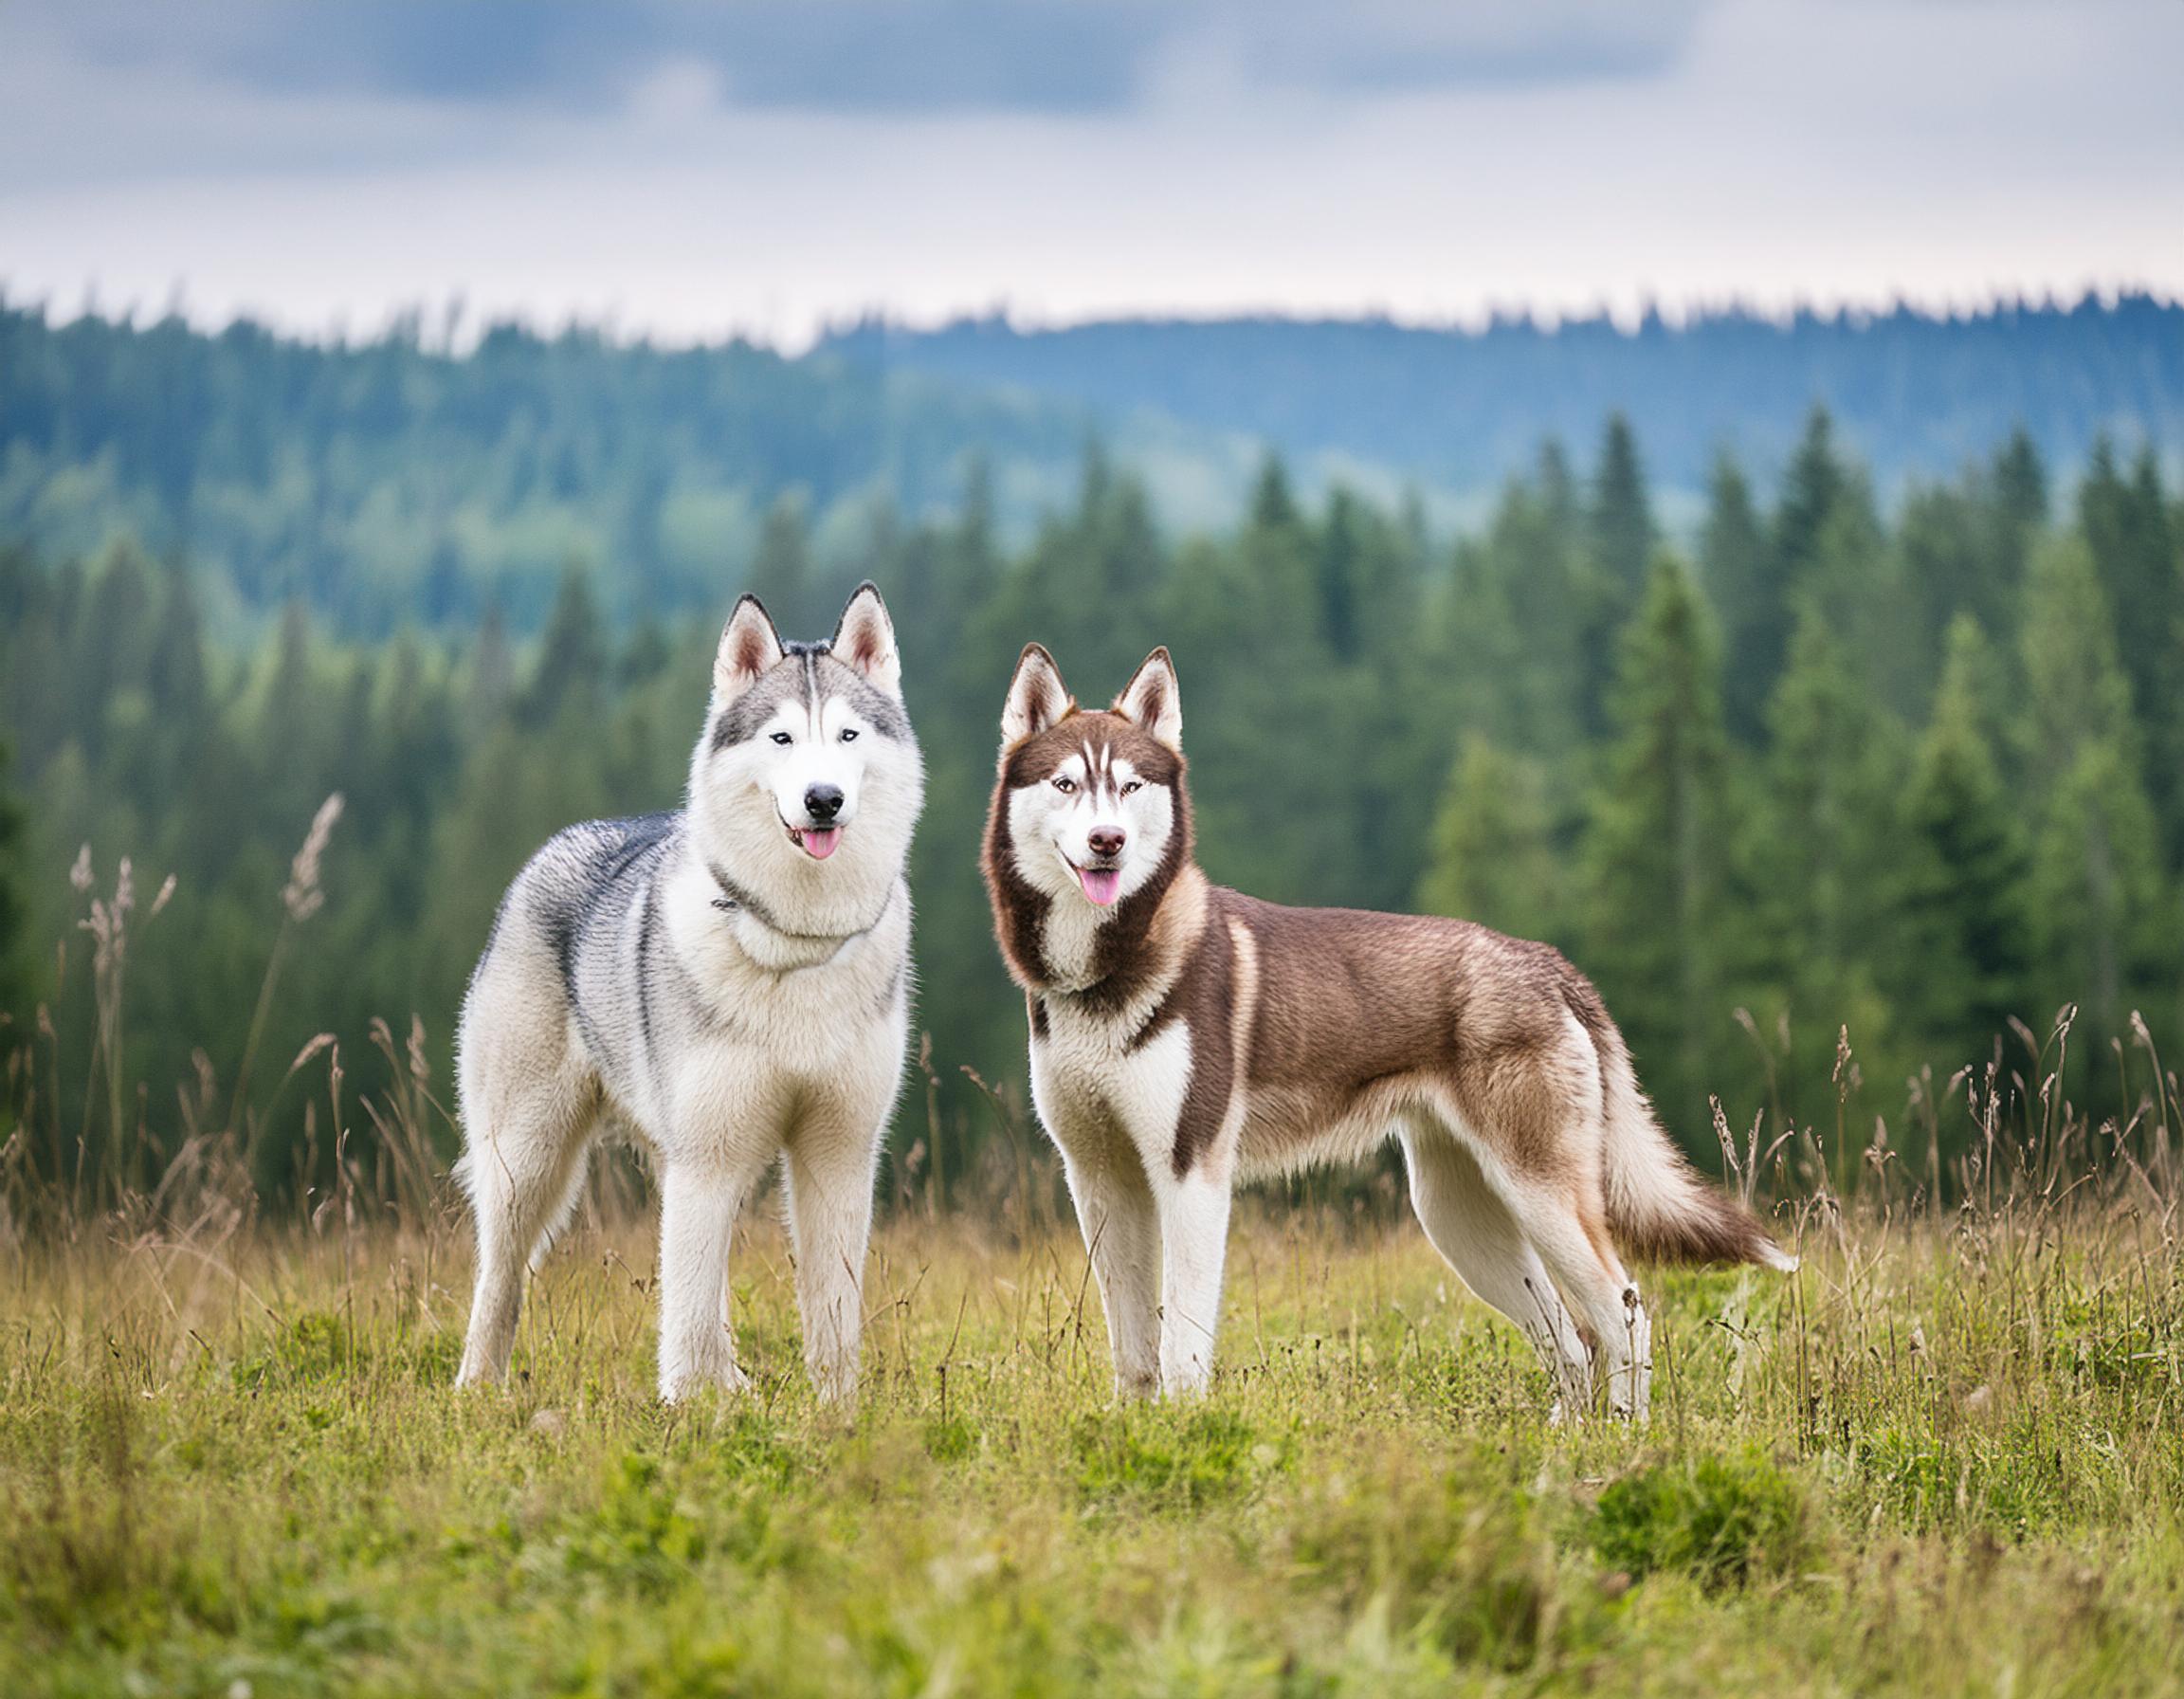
[656,1158,757,1401]
[783,1120,879,1406]
[1154,1172,1233,1396]
[1061,1149,1163,1398]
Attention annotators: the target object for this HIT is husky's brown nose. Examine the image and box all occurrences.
[1087,826,1126,859]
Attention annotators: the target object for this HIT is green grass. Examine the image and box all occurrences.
[3,1197,2180,1697]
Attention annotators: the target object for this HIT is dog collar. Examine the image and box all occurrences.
[705,861,895,948]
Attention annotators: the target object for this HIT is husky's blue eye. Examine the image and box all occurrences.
[770,732,792,745]
[840,728,859,742]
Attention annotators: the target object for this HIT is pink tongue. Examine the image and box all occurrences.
[1078,866,1122,906]
[800,828,842,861]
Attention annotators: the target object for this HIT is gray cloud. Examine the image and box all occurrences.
[15,0,1706,117]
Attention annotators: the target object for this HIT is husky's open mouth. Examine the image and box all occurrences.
[1064,854,1122,907]
[786,822,843,860]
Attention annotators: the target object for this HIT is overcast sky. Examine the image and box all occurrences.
[5,0,2179,350]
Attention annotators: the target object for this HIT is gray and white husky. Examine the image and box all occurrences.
[454,583,922,1403]
[982,644,1793,1418]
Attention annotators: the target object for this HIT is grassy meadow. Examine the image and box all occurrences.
[4,1101,2181,1698]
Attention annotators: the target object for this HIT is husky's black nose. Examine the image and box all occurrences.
[805,783,846,823]
[1087,825,1126,859]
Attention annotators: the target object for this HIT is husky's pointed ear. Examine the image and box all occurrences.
[1001,644,1071,752]
[830,580,901,696]
[713,594,784,703]
[1112,647,1182,752]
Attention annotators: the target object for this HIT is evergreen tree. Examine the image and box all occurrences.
[73,540,156,764]
[1898,447,2043,674]
[618,618,673,689]
[1163,463,1332,904]
[1491,449,1588,757]
[1319,494,1437,913]
[151,584,252,891]
[263,599,314,736]
[1582,556,1736,1136]
[377,631,463,832]
[1750,600,1907,1104]
[947,453,1003,628]
[1535,439,1578,536]
[996,447,1168,697]
[919,454,1005,728]
[1589,413,1655,600]
[1317,487,1366,661]
[2029,740,2166,1042]
[1579,414,1655,736]
[1719,409,1849,740]
[1760,601,1905,972]
[1892,616,2030,1059]
[145,563,209,736]
[2078,443,2176,727]
[1993,428,2048,541]
[2019,536,2139,791]
[750,494,812,634]
[518,566,608,727]
[256,598,332,831]
[2077,443,2181,854]
[1417,735,1568,947]
[1702,453,1773,742]
[1900,483,1984,664]
[1248,453,1301,533]
[1094,467,1162,614]
[1803,475,1922,717]
[2018,536,2169,1042]
[1317,485,1414,666]
[1421,536,1525,753]
[1774,408,1851,588]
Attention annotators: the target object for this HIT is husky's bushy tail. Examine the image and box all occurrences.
[1588,1006,1798,1271]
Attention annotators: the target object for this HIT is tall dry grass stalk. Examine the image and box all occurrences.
[0,794,453,1249]
[232,792,344,1162]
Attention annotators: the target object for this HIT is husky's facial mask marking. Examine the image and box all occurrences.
[999,645,1183,910]
[704,583,907,862]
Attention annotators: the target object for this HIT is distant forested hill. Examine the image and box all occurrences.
[2,295,2178,636]
[825,295,2184,500]
[0,303,1216,635]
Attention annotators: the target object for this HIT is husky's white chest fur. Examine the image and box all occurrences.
[624,858,912,1160]
[1029,1001,1196,1170]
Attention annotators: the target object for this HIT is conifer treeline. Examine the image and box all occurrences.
[1,411,2178,1195]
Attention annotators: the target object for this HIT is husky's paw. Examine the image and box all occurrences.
[1156,1362,1215,1400]
[452,1351,506,1391]
[657,1360,754,1405]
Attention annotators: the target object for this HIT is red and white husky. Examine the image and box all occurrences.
[982,643,1793,1417]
